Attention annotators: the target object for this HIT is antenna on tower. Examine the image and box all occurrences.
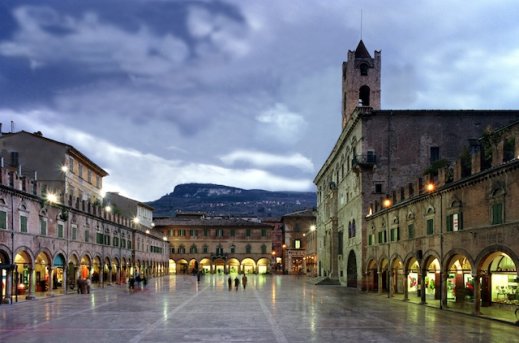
[360,9,363,40]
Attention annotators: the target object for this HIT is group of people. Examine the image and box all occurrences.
[76,278,91,294]
[228,274,248,291]
[128,273,147,291]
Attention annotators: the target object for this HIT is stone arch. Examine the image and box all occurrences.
[359,85,370,106]
[188,258,198,274]
[0,245,11,264]
[199,258,211,273]
[346,249,357,288]
[365,258,378,292]
[241,258,256,274]
[475,245,518,307]
[228,258,240,274]
[14,248,34,296]
[168,258,176,274]
[444,250,474,304]
[256,258,269,274]
[379,257,389,292]
[34,250,52,292]
[422,253,441,301]
[390,255,405,295]
[177,258,189,274]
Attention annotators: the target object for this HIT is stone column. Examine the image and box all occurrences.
[377,271,383,294]
[403,271,409,301]
[48,266,54,296]
[388,269,392,298]
[440,271,448,309]
[472,273,481,316]
[4,269,12,304]
[26,267,35,300]
[63,267,68,294]
[420,272,427,304]
[99,265,104,288]
[107,266,112,285]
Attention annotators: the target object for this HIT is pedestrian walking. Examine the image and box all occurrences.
[129,276,135,291]
[86,278,91,294]
[242,274,248,290]
[228,276,232,291]
[234,276,240,291]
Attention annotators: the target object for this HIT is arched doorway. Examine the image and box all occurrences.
[80,255,91,280]
[177,259,188,274]
[407,258,420,299]
[213,258,226,274]
[103,257,111,285]
[52,253,66,291]
[391,258,404,295]
[92,256,101,284]
[14,250,32,297]
[0,249,11,301]
[257,258,269,274]
[241,258,256,274]
[228,258,240,274]
[424,257,441,301]
[446,255,473,304]
[366,259,378,292]
[380,258,389,293]
[346,250,357,288]
[200,258,211,274]
[188,259,197,274]
[34,251,51,293]
[67,254,79,291]
[480,252,517,307]
[169,259,176,274]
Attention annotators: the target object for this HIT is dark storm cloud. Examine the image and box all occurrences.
[2,0,519,201]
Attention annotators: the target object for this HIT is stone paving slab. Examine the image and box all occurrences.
[0,274,518,343]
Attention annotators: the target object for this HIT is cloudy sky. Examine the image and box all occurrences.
[1,0,519,201]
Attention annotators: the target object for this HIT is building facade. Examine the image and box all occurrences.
[365,122,519,320]
[280,209,316,275]
[314,40,519,290]
[0,131,108,206]
[155,214,273,275]
[0,132,169,304]
[105,192,154,229]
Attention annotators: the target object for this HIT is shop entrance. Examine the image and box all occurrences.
[480,252,518,307]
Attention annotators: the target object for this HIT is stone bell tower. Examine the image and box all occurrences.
[341,40,381,128]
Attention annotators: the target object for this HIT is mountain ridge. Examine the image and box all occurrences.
[148,183,316,218]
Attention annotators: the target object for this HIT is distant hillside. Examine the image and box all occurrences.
[148,183,316,218]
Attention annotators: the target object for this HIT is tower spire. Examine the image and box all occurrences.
[360,9,363,40]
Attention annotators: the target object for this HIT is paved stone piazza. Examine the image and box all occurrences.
[0,275,517,343]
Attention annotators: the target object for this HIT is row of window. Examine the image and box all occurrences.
[167,227,268,238]
[368,212,466,246]
[68,156,102,188]
[171,244,269,255]
[0,211,167,254]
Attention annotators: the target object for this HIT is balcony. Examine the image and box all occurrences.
[352,153,377,171]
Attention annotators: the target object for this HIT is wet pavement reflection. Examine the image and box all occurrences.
[0,274,517,342]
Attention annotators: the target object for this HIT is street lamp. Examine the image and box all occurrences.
[282,244,287,274]
[383,195,392,298]
[46,192,59,204]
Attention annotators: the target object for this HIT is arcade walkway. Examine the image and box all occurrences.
[0,274,517,342]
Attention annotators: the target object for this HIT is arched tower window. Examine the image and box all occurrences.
[359,85,370,106]
[360,63,369,76]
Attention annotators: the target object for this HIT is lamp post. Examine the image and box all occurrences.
[282,244,287,274]
[426,181,445,309]
[383,195,392,298]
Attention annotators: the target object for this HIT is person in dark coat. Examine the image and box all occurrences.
[234,276,240,291]
[242,274,248,290]
[228,277,232,291]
